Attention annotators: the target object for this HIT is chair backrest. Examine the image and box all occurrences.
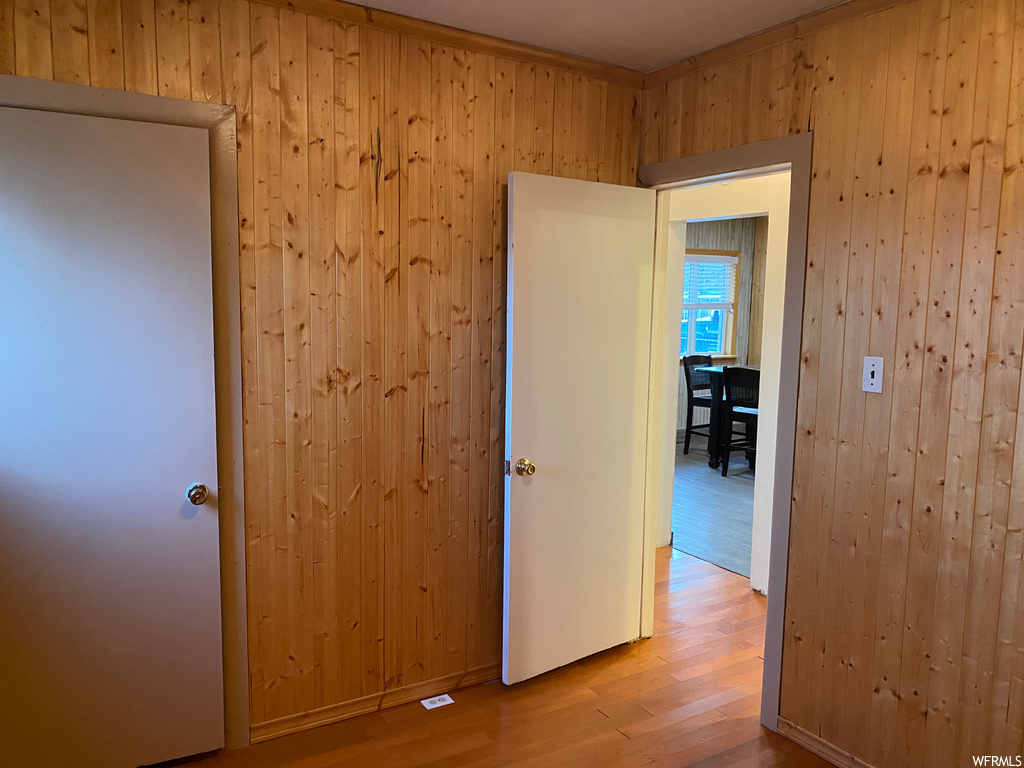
[723,366,760,408]
[682,355,713,392]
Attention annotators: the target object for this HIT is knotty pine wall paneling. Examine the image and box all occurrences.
[641,0,1024,764]
[0,0,641,740]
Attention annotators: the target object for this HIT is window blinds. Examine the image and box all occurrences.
[681,254,738,310]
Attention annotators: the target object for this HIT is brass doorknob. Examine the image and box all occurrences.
[515,458,537,476]
[186,483,209,506]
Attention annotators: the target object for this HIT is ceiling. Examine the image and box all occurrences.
[360,0,846,72]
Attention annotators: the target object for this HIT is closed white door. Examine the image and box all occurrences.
[503,172,657,684]
[0,106,224,767]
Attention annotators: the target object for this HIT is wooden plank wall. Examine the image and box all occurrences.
[642,0,1024,764]
[0,0,641,739]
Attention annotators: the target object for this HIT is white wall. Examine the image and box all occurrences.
[666,171,791,594]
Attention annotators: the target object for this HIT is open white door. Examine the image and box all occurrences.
[503,172,657,684]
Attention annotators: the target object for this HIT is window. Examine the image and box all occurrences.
[680,252,738,356]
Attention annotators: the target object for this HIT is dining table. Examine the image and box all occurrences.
[694,364,760,469]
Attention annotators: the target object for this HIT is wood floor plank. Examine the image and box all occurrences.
[671,438,754,578]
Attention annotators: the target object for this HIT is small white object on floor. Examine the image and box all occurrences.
[421,693,454,710]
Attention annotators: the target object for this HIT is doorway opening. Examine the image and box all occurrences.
[662,170,791,596]
[672,216,767,580]
[641,134,811,731]
[650,171,793,752]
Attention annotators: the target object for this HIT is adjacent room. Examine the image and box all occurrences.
[659,171,791,599]
[672,215,766,578]
[2,0,1022,766]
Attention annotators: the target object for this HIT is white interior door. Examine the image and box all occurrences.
[503,172,657,684]
[0,106,224,767]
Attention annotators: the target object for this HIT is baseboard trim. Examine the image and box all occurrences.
[250,663,502,743]
[776,717,877,768]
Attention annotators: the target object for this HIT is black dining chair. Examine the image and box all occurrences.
[681,354,714,454]
[721,366,760,477]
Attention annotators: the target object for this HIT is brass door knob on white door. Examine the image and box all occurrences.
[515,458,537,476]
[186,483,209,505]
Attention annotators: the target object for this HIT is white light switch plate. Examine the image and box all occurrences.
[421,693,454,710]
[863,356,883,393]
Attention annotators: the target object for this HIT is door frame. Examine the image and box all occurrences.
[638,133,813,731]
[0,74,250,748]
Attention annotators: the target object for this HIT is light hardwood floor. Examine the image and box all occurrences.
[172,548,826,767]
[672,437,755,577]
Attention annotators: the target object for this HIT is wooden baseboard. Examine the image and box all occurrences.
[776,717,877,768]
[250,663,502,743]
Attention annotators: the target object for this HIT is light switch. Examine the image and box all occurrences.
[863,356,883,394]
